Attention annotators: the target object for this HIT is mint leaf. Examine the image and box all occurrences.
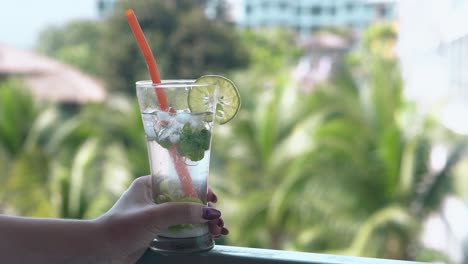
[157,137,172,149]
[198,129,211,150]
[154,123,212,161]
[177,124,212,161]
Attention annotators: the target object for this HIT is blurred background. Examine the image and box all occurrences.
[1,0,468,262]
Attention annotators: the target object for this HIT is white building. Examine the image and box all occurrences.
[232,0,396,36]
[397,0,468,135]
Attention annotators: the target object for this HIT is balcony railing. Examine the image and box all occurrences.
[137,245,427,264]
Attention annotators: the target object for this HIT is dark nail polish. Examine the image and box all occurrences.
[221,227,229,235]
[217,218,224,227]
[202,207,221,220]
[212,193,218,203]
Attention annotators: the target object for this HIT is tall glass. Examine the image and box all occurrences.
[136,80,217,253]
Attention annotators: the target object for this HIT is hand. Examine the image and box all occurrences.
[96,175,228,263]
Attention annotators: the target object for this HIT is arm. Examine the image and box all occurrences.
[0,215,107,264]
[0,176,226,264]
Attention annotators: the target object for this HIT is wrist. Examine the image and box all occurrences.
[95,214,147,264]
[81,218,113,263]
[92,217,116,262]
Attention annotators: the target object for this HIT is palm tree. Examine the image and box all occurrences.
[0,79,52,216]
[0,80,143,219]
[45,97,146,219]
[210,71,318,249]
[212,23,466,262]
[305,24,466,260]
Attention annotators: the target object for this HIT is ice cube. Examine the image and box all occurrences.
[158,126,173,140]
[157,111,170,121]
[189,117,200,128]
[142,114,157,139]
[176,112,191,124]
[169,133,180,144]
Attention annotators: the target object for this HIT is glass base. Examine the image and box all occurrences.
[149,233,214,254]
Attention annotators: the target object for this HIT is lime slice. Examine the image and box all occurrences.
[190,75,241,124]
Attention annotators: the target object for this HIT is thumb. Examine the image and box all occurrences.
[151,202,221,230]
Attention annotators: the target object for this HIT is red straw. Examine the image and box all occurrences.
[125,9,198,198]
[125,9,168,110]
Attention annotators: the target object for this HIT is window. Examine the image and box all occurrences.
[310,6,322,15]
[346,3,355,12]
[98,0,105,11]
[329,6,336,15]
[262,1,269,9]
[245,4,252,14]
[378,6,388,18]
[296,7,301,15]
[279,1,288,10]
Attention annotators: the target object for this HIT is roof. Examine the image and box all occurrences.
[0,43,106,104]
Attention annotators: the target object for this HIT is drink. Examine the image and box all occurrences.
[136,80,217,253]
[135,76,240,253]
[142,109,214,238]
[126,9,241,254]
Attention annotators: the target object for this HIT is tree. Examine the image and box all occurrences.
[0,80,137,219]
[37,20,103,76]
[211,23,466,262]
[287,23,466,261]
[208,28,313,249]
[99,0,249,94]
[0,80,49,215]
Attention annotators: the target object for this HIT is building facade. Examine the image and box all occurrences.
[234,0,395,36]
[97,0,118,17]
[397,0,468,135]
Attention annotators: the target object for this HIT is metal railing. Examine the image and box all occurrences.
[137,245,427,264]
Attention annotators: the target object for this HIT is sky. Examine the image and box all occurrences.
[0,0,99,49]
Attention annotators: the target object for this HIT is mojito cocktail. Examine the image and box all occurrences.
[136,80,217,252]
[126,6,240,254]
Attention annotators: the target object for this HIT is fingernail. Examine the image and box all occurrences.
[221,227,229,235]
[217,218,224,227]
[202,207,221,220]
[212,193,218,203]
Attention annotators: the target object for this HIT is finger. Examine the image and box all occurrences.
[214,217,228,236]
[117,176,153,205]
[207,188,218,203]
[208,219,222,236]
[129,175,152,191]
[151,203,221,230]
[221,227,229,235]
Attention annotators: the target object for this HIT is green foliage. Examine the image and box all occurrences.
[37,20,103,76]
[239,28,302,74]
[0,80,37,155]
[4,12,467,263]
[209,23,466,262]
[0,80,138,218]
